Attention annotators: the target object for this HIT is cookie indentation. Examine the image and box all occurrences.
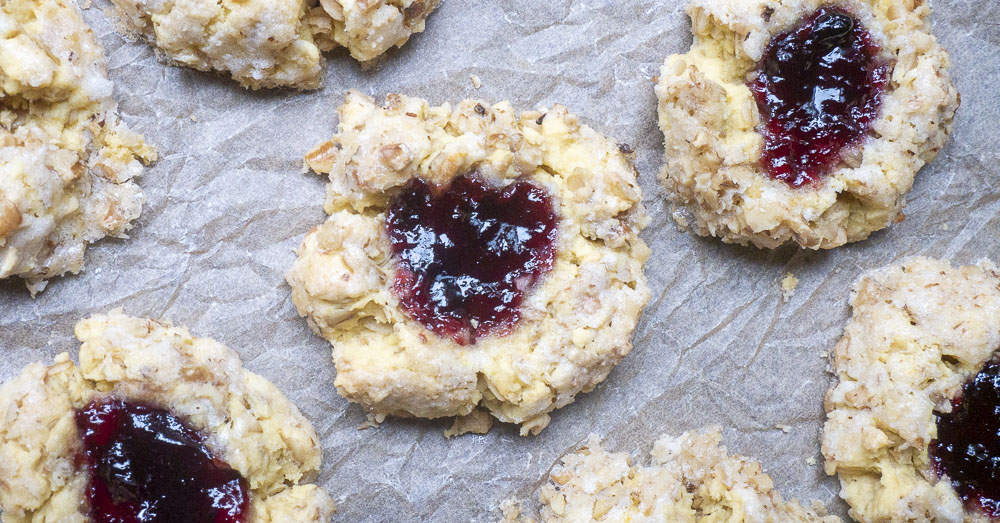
[931,357,1000,517]
[749,7,889,187]
[387,175,558,345]
[76,399,250,522]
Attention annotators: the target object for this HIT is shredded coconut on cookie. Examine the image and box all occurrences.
[656,0,958,249]
[504,426,839,522]
[0,310,334,522]
[287,90,650,435]
[823,257,1000,522]
[109,0,440,89]
[0,0,156,294]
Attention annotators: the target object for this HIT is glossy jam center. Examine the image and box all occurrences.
[931,357,1000,517]
[76,399,250,523]
[386,174,557,345]
[748,7,889,187]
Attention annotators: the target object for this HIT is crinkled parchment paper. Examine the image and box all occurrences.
[1,0,998,520]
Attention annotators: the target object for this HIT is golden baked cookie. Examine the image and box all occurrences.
[0,310,334,522]
[504,426,839,522]
[287,90,650,435]
[0,0,156,294]
[656,0,958,249]
[109,0,440,90]
[822,257,1000,522]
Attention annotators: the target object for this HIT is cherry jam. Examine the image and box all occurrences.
[930,357,1000,517]
[75,399,250,523]
[386,174,557,345]
[749,7,889,187]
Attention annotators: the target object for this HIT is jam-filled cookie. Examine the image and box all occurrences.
[287,91,650,435]
[823,257,1000,522]
[504,426,839,521]
[656,0,958,249]
[109,0,440,90]
[0,311,334,522]
[0,0,156,294]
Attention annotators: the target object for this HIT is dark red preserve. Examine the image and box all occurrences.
[386,174,557,345]
[931,357,1000,517]
[76,398,250,523]
[749,7,889,187]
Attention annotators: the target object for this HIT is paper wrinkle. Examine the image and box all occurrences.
[0,0,997,520]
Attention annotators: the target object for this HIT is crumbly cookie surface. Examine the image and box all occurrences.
[656,0,958,249]
[0,310,334,522]
[0,0,155,294]
[505,426,839,522]
[822,257,1000,522]
[287,90,650,435]
[110,0,440,89]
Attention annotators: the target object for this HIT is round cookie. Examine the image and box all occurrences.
[503,426,839,521]
[0,0,156,294]
[110,0,440,90]
[287,90,650,435]
[0,310,334,521]
[822,257,1000,522]
[655,0,958,249]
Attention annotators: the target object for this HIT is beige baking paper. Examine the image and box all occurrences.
[1,0,997,520]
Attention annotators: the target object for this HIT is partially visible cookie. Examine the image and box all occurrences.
[0,0,156,294]
[656,0,958,249]
[823,257,1000,522]
[0,310,334,522]
[287,90,650,435]
[109,0,440,90]
[504,426,839,522]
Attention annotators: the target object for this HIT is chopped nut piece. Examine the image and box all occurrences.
[0,197,21,239]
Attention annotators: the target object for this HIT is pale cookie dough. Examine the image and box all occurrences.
[0,310,335,522]
[0,0,156,294]
[504,426,839,522]
[109,0,441,89]
[822,257,1000,522]
[656,0,958,249]
[287,90,650,435]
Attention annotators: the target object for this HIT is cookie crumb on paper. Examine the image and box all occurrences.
[445,409,494,438]
[781,273,799,302]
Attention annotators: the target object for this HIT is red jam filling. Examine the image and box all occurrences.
[386,174,557,345]
[930,357,1000,517]
[76,399,250,523]
[748,7,890,187]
